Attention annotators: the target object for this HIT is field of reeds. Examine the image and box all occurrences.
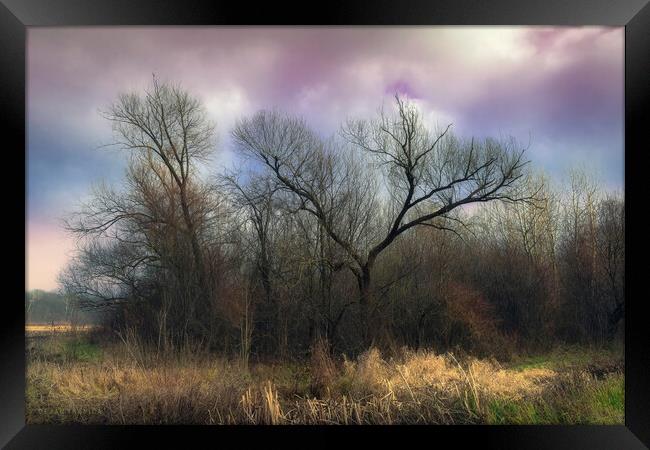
[26,328,624,425]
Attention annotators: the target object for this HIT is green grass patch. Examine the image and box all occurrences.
[485,373,624,424]
[29,335,103,364]
[584,375,624,424]
[63,339,102,362]
[509,345,623,372]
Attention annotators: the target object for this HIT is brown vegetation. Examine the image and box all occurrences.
[26,333,623,425]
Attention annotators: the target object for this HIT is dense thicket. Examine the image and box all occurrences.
[59,81,624,361]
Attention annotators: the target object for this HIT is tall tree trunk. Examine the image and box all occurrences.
[357,264,373,348]
[179,185,209,333]
[180,188,204,279]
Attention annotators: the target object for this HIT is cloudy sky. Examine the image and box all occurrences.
[26,26,624,291]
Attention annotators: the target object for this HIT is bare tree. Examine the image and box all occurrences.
[101,77,214,297]
[60,78,222,345]
[233,96,534,344]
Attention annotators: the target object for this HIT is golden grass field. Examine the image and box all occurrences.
[26,323,97,334]
[25,327,624,425]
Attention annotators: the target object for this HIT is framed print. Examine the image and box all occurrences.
[2,0,649,448]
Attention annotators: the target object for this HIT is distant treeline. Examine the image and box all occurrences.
[26,290,101,325]
[58,80,624,361]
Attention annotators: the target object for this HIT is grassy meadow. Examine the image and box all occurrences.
[26,326,624,425]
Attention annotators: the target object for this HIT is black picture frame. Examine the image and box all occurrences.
[3,0,648,448]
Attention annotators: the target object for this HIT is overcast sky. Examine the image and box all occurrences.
[26,26,624,291]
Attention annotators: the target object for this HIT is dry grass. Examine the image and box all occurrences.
[26,323,98,335]
[26,335,623,425]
